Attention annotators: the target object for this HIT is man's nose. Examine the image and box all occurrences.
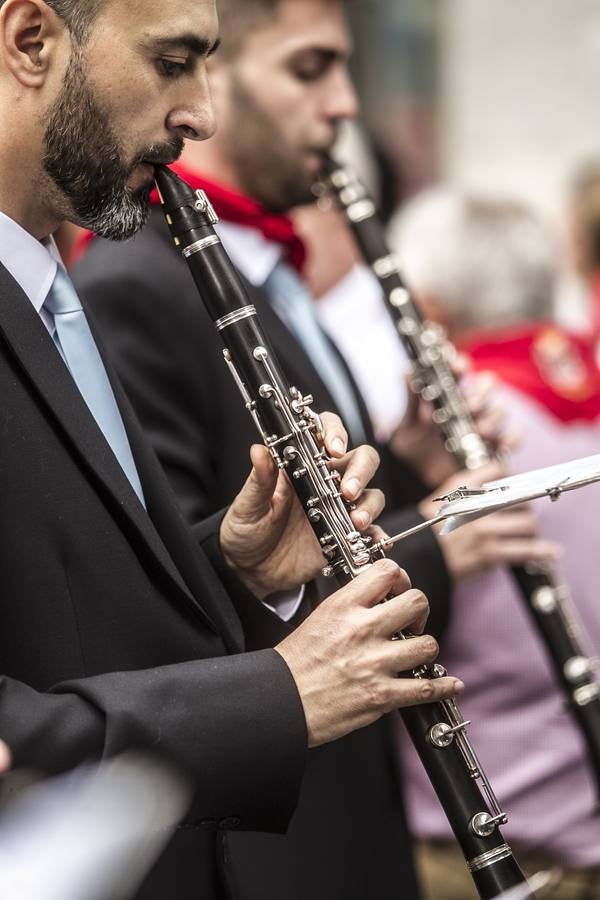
[167,77,217,142]
[325,67,360,122]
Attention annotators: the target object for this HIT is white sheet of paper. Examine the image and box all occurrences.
[0,755,190,900]
[438,453,600,534]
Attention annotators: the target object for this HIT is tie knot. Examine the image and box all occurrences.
[44,266,83,316]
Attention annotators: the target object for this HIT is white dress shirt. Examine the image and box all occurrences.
[215,221,283,288]
[317,263,411,442]
[0,210,60,332]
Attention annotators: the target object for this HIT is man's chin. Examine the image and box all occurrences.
[128,163,157,192]
[85,198,150,242]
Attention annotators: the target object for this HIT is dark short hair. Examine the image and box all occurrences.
[216,0,351,60]
[0,0,105,42]
[215,0,282,59]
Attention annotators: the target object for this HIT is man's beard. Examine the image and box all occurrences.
[42,51,183,241]
[227,74,327,214]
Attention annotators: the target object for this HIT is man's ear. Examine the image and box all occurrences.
[0,0,65,88]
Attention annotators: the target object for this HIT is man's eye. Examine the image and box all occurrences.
[292,64,325,83]
[157,58,187,79]
[290,53,333,83]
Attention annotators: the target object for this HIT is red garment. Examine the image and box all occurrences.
[460,322,600,423]
[73,162,306,272]
[590,270,600,340]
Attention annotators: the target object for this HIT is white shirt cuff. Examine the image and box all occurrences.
[262,585,306,622]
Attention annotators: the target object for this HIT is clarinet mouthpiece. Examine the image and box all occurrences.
[154,165,219,248]
[154,165,195,214]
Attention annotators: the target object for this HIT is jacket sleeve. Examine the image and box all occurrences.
[0,647,307,834]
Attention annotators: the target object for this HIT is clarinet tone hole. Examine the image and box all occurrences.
[564,656,593,682]
[531,586,558,614]
[469,812,497,838]
[428,723,455,748]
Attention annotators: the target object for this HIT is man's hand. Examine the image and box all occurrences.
[389,358,510,487]
[275,559,464,747]
[438,508,560,582]
[220,413,385,600]
[0,741,11,774]
[419,462,561,583]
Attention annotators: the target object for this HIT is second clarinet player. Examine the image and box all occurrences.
[323,157,600,808]
[154,165,536,900]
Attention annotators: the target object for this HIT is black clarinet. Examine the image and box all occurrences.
[323,158,600,805]
[155,165,533,900]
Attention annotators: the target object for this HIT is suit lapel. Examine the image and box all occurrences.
[101,354,244,649]
[0,263,240,642]
[245,278,335,402]
[244,278,377,445]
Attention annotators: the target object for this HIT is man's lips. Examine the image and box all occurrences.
[134,160,177,185]
[138,159,173,173]
[304,149,329,171]
[143,156,180,167]
[134,152,182,177]
[306,145,332,162]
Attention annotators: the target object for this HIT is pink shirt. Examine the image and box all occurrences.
[400,383,600,864]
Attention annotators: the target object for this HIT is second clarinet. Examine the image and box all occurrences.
[323,157,600,804]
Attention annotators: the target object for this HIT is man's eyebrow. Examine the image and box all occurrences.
[145,34,221,58]
[291,47,348,64]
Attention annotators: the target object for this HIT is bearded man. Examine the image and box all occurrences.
[0,1,465,898]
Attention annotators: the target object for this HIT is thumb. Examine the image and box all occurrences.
[0,739,11,773]
[231,444,279,522]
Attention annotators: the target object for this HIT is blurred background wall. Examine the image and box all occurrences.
[349,0,600,224]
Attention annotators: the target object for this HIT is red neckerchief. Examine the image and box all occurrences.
[460,322,600,423]
[152,162,306,271]
[72,162,307,272]
[590,270,600,339]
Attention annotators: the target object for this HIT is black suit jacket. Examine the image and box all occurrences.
[0,261,312,900]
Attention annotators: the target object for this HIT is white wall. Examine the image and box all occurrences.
[440,0,600,223]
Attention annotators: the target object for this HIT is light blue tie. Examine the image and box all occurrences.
[44,265,146,507]
[265,262,367,445]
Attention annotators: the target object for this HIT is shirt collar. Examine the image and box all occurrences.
[0,210,61,312]
[215,220,283,287]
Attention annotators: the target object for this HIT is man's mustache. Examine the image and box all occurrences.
[130,139,185,172]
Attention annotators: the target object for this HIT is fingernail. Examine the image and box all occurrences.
[453,679,465,694]
[331,437,345,455]
[354,511,370,529]
[345,477,361,499]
